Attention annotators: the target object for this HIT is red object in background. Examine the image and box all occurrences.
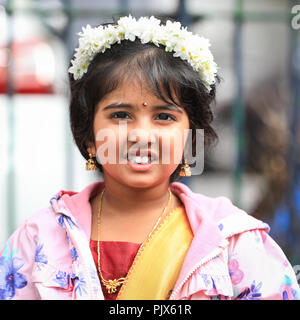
[0,39,54,94]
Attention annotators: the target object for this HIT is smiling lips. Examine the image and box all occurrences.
[125,149,159,171]
[126,149,159,162]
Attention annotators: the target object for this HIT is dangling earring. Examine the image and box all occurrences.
[86,149,97,171]
[179,157,191,177]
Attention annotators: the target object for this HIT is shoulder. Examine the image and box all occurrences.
[1,203,69,264]
[191,189,270,236]
[171,181,270,238]
[14,205,62,242]
[1,206,54,248]
[0,205,74,300]
[172,181,256,222]
[192,190,264,226]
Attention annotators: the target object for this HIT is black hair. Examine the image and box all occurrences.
[68,16,220,183]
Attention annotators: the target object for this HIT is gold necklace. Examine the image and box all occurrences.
[97,188,172,294]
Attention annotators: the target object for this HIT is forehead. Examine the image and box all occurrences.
[98,75,180,107]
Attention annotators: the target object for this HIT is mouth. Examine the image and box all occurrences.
[125,150,159,165]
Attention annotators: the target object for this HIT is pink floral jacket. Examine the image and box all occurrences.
[0,181,299,300]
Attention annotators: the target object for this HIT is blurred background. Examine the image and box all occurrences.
[0,0,299,268]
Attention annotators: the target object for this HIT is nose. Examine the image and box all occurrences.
[128,118,158,148]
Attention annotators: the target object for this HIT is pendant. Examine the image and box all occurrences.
[85,158,97,171]
[179,164,191,177]
[103,278,125,294]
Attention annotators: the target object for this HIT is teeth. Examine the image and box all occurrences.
[128,156,151,164]
[141,156,149,164]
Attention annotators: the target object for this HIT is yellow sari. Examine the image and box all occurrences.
[116,206,193,300]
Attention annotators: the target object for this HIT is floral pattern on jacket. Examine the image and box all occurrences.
[0,242,28,300]
[0,181,299,300]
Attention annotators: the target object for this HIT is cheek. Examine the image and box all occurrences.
[94,126,126,165]
[160,128,187,164]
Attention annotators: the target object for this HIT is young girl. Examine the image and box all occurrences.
[1,15,299,300]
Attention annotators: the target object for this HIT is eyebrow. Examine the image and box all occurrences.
[102,103,183,114]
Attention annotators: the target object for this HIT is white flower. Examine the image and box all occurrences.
[137,16,162,45]
[69,15,218,91]
[117,14,138,41]
[103,24,119,45]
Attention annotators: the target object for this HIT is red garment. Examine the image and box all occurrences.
[90,239,141,300]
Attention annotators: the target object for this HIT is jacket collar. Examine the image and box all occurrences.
[57,181,105,239]
[53,181,223,236]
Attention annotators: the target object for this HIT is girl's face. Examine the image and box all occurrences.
[90,78,190,188]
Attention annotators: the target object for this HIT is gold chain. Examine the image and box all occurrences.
[97,188,172,294]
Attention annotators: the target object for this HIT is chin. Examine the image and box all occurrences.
[122,175,159,189]
[104,165,172,188]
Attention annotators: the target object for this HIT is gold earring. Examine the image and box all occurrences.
[86,150,97,171]
[179,158,191,177]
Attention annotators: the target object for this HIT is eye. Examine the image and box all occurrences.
[109,112,131,119]
[156,113,176,121]
[108,112,176,121]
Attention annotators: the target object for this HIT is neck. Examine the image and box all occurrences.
[89,176,183,242]
[101,176,173,218]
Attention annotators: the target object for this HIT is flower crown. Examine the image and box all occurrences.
[68,15,218,91]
